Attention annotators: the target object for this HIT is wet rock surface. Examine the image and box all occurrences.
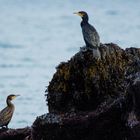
[32,43,140,140]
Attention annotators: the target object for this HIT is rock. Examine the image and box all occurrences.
[32,97,127,140]
[0,127,31,140]
[32,43,140,140]
[125,56,140,140]
[47,43,129,113]
[125,76,140,140]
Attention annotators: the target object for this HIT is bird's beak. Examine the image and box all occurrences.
[73,12,78,15]
[14,95,20,99]
[73,12,83,17]
[15,95,20,97]
[12,95,20,100]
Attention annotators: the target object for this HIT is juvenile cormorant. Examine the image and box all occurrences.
[0,94,20,128]
[74,11,100,48]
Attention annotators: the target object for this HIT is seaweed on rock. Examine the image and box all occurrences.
[47,43,129,113]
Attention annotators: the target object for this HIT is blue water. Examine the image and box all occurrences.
[0,0,140,128]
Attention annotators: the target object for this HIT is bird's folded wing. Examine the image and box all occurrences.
[0,107,13,123]
[82,24,100,47]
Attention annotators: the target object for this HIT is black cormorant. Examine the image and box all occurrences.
[0,94,20,128]
[74,11,100,48]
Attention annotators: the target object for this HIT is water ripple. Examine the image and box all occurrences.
[0,42,22,49]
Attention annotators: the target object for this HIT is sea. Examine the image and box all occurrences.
[0,0,139,128]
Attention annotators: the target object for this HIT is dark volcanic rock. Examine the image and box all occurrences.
[32,43,140,140]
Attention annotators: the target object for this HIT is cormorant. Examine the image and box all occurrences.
[74,11,100,49]
[0,94,20,128]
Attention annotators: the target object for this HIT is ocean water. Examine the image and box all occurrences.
[0,0,140,128]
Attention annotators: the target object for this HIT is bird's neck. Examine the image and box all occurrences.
[81,18,89,26]
[81,20,88,27]
[6,99,14,107]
